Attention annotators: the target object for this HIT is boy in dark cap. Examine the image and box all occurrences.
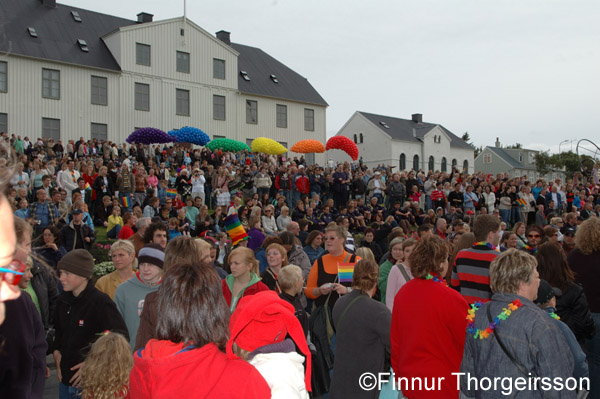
[53,249,128,397]
[535,279,588,380]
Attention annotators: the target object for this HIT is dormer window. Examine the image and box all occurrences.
[77,39,89,52]
[71,11,82,22]
[270,74,278,83]
[379,121,390,129]
[240,71,250,81]
[28,27,38,38]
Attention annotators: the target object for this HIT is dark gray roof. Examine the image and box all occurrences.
[0,0,137,71]
[358,111,473,150]
[486,146,530,169]
[230,43,328,107]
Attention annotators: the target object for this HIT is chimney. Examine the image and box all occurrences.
[495,137,501,148]
[411,113,423,124]
[137,12,154,23]
[42,0,56,8]
[216,30,231,45]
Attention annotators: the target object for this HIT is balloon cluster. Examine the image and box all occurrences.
[251,137,288,155]
[168,126,211,146]
[326,136,359,161]
[206,138,250,152]
[126,128,174,144]
[291,139,325,154]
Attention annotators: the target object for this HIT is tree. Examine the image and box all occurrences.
[534,151,551,176]
[461,132,471,143]
[474,146,483,158]
[506,143,523,149]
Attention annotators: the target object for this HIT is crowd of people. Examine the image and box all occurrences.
[1,132,600,398]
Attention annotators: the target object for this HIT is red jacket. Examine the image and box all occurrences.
[391,277,468,399]
[294,174,310,194]
[128,340,270,399]
[222,278,269,310]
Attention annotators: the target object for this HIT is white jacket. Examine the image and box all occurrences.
[250,352,309,399]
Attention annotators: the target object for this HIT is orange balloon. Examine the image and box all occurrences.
[291,139,325,154]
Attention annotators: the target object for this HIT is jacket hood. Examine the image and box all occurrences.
[132,340,229,397]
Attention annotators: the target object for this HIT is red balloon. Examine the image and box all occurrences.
[326,136,359,161]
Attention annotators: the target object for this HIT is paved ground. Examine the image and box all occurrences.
[43,355,59,398]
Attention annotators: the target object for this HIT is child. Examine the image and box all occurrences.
[167,217,182,241]
[107,206,123,239]
[227,290,311,398]
[80,332,133,399]
[176,208,192,237]
[221,247,269,312]
[278,265,309,337]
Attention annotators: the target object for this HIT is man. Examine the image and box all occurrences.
[60,160,80,200]
[562,227,576,256]
[293,165,310,206]
[561,212,578,234]
[447,183,464,210]
[25,188,59,237]
[435,218,448,240]
[114,243,164,349]
[451,214,501,303]
[387,173,406,212]
[75,177,92,209]
[143,221,168,249]
[53,250,128,396]
[51,189,69,226]
[521,225,544,255]
[535,204,546,228]
[93,195,113,227]
[545,184,563,215]
[61,209,95,251]
[129,217,152,256]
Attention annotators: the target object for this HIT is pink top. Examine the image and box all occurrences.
[385,263,412,312]
[147,175,158,189]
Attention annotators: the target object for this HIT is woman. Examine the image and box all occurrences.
[537,241,595,342]
[377,237,404,306]
[194,205,214,237]
[543,226,560,244]
[214,167,231,213]
[385,238,416,311]
[359,228,383,263]
[96,240,136,300]
[280,231,312,281]
[277,206,291,231]
[391,235,468,399]
[461,249,575,398]
[222,247,269,312]
[146,167,159,190]
[116,164,134,211]
[260,243,288,293]
[117,212,137,240]
[93,166,115,211]
[82,163,98,206]
[499,231,518,252]
[29,159,48,192]
[261,205,278,235]
[35,225,67,271]
[329,260,391,399]
[568,218,600,397]
[292,200,307,222]
[482,185,496,214]
[303,230,324,266]
[498,185,512,227]
[513,221,527,249]
[128,261,270,398]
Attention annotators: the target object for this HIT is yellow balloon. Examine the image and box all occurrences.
[251,137,288,155]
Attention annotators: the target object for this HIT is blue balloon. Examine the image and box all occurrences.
[168,126,211,146]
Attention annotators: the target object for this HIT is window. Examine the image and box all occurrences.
[304,108,314,131]
[213,59,225,79]
[463,160,469,171]
[359,133,363,143]
[246,138,254,147]
[136,43,151,66]
[353,134,357,144]
[42,68,60,99]
[483,153,492,164]
[213,95,225,120]
[441,157,447,172]
[270,74,278,83]
[176,51,190,73]
[276,104,287,128]
[91,123,107,141]
[91,76,107,105]
[71,11,82,22]
[28,27,38,38]
[77,39,89,52]
[134,83,150,111]
[279,141,288,157]
[0,113,7,133]
[246,100,258,124]
[176,89,190,116]
[379,121,390,129]
[0,61,6,92]
[413,155,419,171]
[399,153,406,170]
[213,135,226,139]
[306,153,315,165]
[42,118,60,141]
[428,156,435,171]
[240,71,250,81]
[452,159,457,170]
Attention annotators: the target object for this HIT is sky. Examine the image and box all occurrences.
[71,0,600,155]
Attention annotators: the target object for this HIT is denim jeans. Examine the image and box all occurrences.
[106,224,121,239]
[499,209,510,226]
[59,383,81,399]
[587,313,600,399]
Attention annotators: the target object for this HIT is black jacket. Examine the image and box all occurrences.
[53,282,128,386]
[92,175,115,200]
[556,282,596,341]
[30,259,59,329]
[61,221,96,251]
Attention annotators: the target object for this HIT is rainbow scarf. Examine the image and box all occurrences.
[71,170,77,183]
[473,241,499,252]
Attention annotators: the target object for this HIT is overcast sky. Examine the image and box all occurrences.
[72,0,600,154]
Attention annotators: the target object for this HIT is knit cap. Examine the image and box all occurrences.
[224,213,248,246]
[58,249,94,279]
[138,243,165,269]
[227,291,312,391]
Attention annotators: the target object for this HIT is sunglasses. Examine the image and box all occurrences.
[324,236,338,241]
[0,260,26,286]
[527,234,541,238]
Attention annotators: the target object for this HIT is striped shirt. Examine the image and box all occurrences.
[450,245,500,304]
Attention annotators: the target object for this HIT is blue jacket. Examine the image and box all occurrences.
[544,307,588,380]
[303,245,324,266]
[545,191,563,209]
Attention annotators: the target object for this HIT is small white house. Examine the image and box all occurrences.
[332,111,474,173]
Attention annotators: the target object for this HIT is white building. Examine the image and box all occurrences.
[0,0,327,163]
[333,111,474,173]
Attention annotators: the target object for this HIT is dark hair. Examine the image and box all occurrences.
[279,231,296,246]
[143,221,168,244]
[43,225,62,246]
[305,230,322,247]
[156,262,230,350]
[351,260,379,294]
[473,214,501,241]
[122,212,133,225]
[536,242,575,293]
[260,235,283,249]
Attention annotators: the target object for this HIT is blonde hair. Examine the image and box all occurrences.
[109,240,135,257]
[195,238,212,258]
[489,249,537,294]
[80,333,133,399]
[356,247,374,261]
[228,247,259,275]
[278,264,303,291]
[575,218,600,255]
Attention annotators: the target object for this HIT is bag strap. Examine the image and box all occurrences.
[335,294,367,330]
[486,305,533,378]
[396,263,412,283]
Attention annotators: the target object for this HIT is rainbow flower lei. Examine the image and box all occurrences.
[466,299,523,339]
[425,273,446,285]
[473,241,499,252]
[549,312,560,320]
[522,244,538,254]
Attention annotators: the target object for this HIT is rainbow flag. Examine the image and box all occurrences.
[516,198,527,207]
[122,196,130,208]
[84,182,92,192]
[166,188,177,198]
[338,262,356,283]
[224,213,248,245]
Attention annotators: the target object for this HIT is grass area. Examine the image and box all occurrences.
[95,226,108,242]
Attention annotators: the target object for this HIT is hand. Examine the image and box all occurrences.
[103,221,108,227]
[46,367,51,379]
[318,283,334,296]
[69,362,84,387]
[46,243,58,251]
[333,283,348,295]
[84,237,91,243]
[53,350,62,383]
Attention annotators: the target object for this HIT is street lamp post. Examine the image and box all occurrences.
[559,139,569,154]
